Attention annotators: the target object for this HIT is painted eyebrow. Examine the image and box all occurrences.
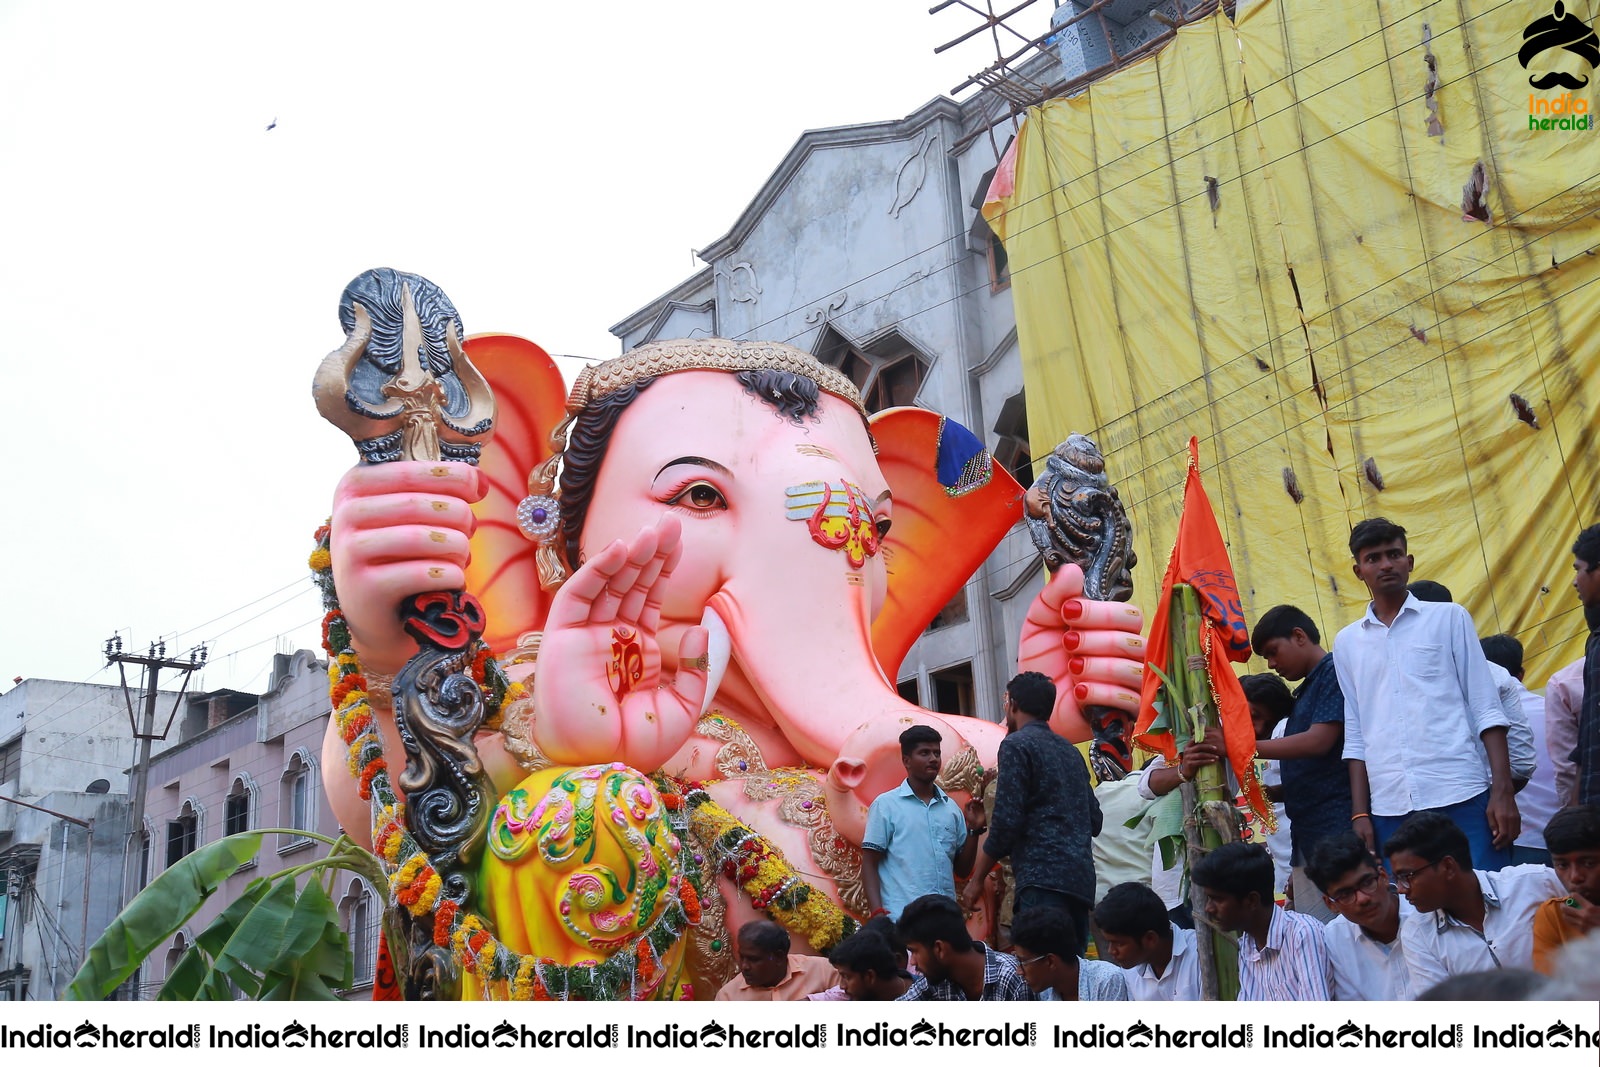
[655,456,733,480]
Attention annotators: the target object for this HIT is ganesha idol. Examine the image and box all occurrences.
[314,269,1146,1000]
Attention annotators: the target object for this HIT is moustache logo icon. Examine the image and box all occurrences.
[1520,1,1599,89]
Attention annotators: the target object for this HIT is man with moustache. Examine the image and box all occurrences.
[861,725,987,921]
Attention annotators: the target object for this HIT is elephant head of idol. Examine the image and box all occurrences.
[514,340,1011,812]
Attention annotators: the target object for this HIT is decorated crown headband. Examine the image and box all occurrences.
[519,338,866,589]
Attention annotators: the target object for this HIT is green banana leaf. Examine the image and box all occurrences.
[66,834,261,1000]
[258,880,353,1000]
[159,875,351,1000]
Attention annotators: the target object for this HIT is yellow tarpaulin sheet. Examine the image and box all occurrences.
[987,0,1600,685]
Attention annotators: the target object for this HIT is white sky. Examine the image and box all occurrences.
[0,1,1050,695]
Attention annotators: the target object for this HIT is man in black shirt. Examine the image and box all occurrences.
[961,671,1101,956]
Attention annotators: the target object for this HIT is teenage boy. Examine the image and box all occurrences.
[1306,833,1415,1000]
[1009,906,1128,1001]
[1532,804,1600,973]
[862,725,987,920]
[1092,881,1200,1001]
[896,893,1034,1001]
[1335,517,1517,869]
[1192,841,1329,1000]
[1385,811,1563,989]
[1251,604,1353,919]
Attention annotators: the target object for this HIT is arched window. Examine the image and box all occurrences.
[166,798,203,868]
[339,878,379,989]
[278,749,318,853]
[225,774,257,837]
[164,932,189,981]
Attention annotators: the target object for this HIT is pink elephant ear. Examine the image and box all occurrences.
[461,334,567,654]
[869,407,1026,678]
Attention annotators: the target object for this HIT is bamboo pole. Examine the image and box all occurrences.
[1169,584,1240,1001]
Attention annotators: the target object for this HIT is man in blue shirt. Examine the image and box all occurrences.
[1251,604,1352,921]
[861,725,987,920]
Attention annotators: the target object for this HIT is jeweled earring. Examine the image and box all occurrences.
[521,414,573,590]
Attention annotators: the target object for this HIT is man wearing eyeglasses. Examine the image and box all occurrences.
[1306,834,1416,1000]
[1383,811,1563,992]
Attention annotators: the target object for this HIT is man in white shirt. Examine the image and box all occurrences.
[1384,811,1563,993]
[1307,833,1414,1000]
[1092,881,1201,1001]
[1335,518,1517,870]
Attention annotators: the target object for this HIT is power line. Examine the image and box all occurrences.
[163,575,313,645]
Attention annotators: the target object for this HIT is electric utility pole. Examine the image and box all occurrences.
[105,637,206,916]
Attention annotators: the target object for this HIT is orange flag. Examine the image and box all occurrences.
[1134,438,1270,823]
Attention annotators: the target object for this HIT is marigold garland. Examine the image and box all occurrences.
[683,785,859,951]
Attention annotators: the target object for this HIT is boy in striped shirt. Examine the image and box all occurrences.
[1193,841,1330,1000]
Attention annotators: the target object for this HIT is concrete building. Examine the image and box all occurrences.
[609,94,1041,724]
[0,651,379,1000]
[136,649,380,999]
[0,676,186,1000]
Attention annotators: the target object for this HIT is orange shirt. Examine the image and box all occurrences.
[714,954,839,1001]
[1532,897,1583,975]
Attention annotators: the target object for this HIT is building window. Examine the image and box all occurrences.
[929,662,976,717]
[225,777,252,837]
[279,751,317,853]
[896,678,921,706]
[165,933,188,981]
[340,880,379,989]
[814,327,931,415]
[4,861,38,928]
[926,588,970,632]
[992,390,1033,488]
[0,738,19,785]
[167,803,199,867]
[986,233,1010,292]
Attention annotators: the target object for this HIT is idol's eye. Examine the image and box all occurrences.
[667,481,727,511]
[875,517,893,539]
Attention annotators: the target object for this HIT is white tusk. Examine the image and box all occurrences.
[699,606,732,714]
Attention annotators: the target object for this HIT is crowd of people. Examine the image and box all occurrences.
[712,517,1600,1002]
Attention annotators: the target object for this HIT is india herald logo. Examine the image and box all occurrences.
[1521,2,1599,89]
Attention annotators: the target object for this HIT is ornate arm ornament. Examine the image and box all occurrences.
[1025,433,1139,780]
[313,268,497,999]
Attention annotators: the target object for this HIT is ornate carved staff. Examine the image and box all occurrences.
[313,268,497,998]
[1024,433,1139,781]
